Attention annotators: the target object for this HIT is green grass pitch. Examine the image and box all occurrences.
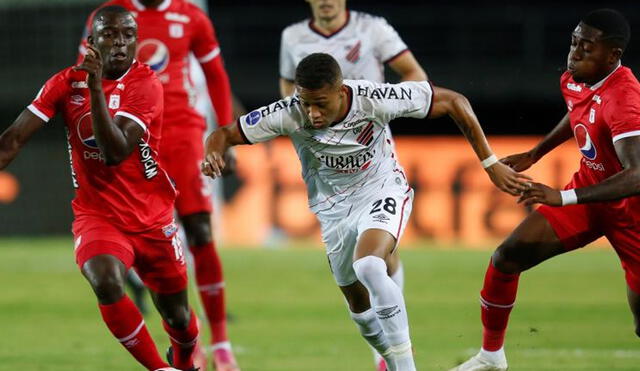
[0,237,638,370]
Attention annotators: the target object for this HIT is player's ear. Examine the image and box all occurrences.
[87,35,95,46]
[609,47,623,64]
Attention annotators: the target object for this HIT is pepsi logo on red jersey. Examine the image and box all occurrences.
[573,123,597,160]
[137,39,170,73]
[77,112,98,149]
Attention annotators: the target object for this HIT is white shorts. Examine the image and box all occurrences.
[320,180,414,287]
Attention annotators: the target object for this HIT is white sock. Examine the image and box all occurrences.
[391,341,415,371]
[480,346,507,364]
[390,261,404,290]
[353,256,414,370]
[350,309,394,367]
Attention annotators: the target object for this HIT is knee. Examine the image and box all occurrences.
[162,305,191,330]
[82,256,126,304]
[353,256,387,286]
[492,242,524,274]
[90,273,126,304]
[182,214,212,247]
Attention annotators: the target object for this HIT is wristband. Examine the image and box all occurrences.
[481,154,498,169]
[560,189,578,206]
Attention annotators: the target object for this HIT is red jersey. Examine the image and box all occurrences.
[80,0,224,130]
[27,61,177,232]
[561,65,640,212]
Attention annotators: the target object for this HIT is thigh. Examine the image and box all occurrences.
[356,186,413,256]
[605,225,640,294]
[72,216,135,270]
[132,221,188,295]
[160,128,212,217]
[322,217,359,287]
[496,205,602,273]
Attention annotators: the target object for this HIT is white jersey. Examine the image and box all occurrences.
[238,80,433,219]
[280,10,409,83]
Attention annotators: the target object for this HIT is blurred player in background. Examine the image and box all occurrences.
[452,9,640,371]
[279,1,427,368]
[0,6,200,370]
[203,53,529,370]
[79,1,239,369]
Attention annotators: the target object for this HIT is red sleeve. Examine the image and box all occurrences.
[604,83,640,142]
[28,70,70,123]
[190,7,221,63]
[115,72,163,132]
[191,7,233,126]
[200,57,233,126]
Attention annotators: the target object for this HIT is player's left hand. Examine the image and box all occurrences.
[73,45,103,90]
[485,161,533,196]
[517,182,562,206]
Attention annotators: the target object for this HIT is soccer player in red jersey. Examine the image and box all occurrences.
[0,6,200,371]
[79,1,239,369]
[452,9,640,371]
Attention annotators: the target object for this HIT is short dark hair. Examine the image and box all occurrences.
[295,53,342,90]
[581,8,631,50]
[92,5,133,32]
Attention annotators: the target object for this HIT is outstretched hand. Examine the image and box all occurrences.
[485,161,533,196]
[517,182,562,206]
[73,45,103,90]
[500,151,536,172]
[202,150,225,179]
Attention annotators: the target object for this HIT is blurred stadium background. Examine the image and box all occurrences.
[1,1,640,370]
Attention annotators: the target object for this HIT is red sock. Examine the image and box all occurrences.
[99,296,169,371]
[191,242,228,344]
[480,259,520,351]
[163,309,199,370]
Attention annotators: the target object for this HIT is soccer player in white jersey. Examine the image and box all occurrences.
[202,53,530,370]
[280,4,426,368]
[279,0,426,98]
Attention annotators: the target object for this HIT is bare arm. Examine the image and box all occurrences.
[387,51,428,81]
[0,110,44,169]
[429,86,530,195]
[502,113,572,172]
[76,46,143,166]
[520,136,640,206]
[201,124,247,178]
[279,78,295,99]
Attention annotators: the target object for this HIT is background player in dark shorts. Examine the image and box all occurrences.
[452,9,640,371]
[0,6,201,371]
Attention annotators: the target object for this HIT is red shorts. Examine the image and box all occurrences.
[538,203,640,293]
[73,215,188,294]
[160,126,212,217]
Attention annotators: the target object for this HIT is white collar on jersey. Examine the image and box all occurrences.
[131,0,171,11]
[589,61,622,90]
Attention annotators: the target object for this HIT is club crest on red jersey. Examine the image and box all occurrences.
[137,39,170,73]
[574,123,597,160]
[77,112,98,149]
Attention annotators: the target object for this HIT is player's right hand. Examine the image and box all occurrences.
[73,45,103,91]
[500,151,536,172]
[485,161,533,196]
[202,151,225,179]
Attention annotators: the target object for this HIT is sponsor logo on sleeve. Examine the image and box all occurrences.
[245,110,262,126]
